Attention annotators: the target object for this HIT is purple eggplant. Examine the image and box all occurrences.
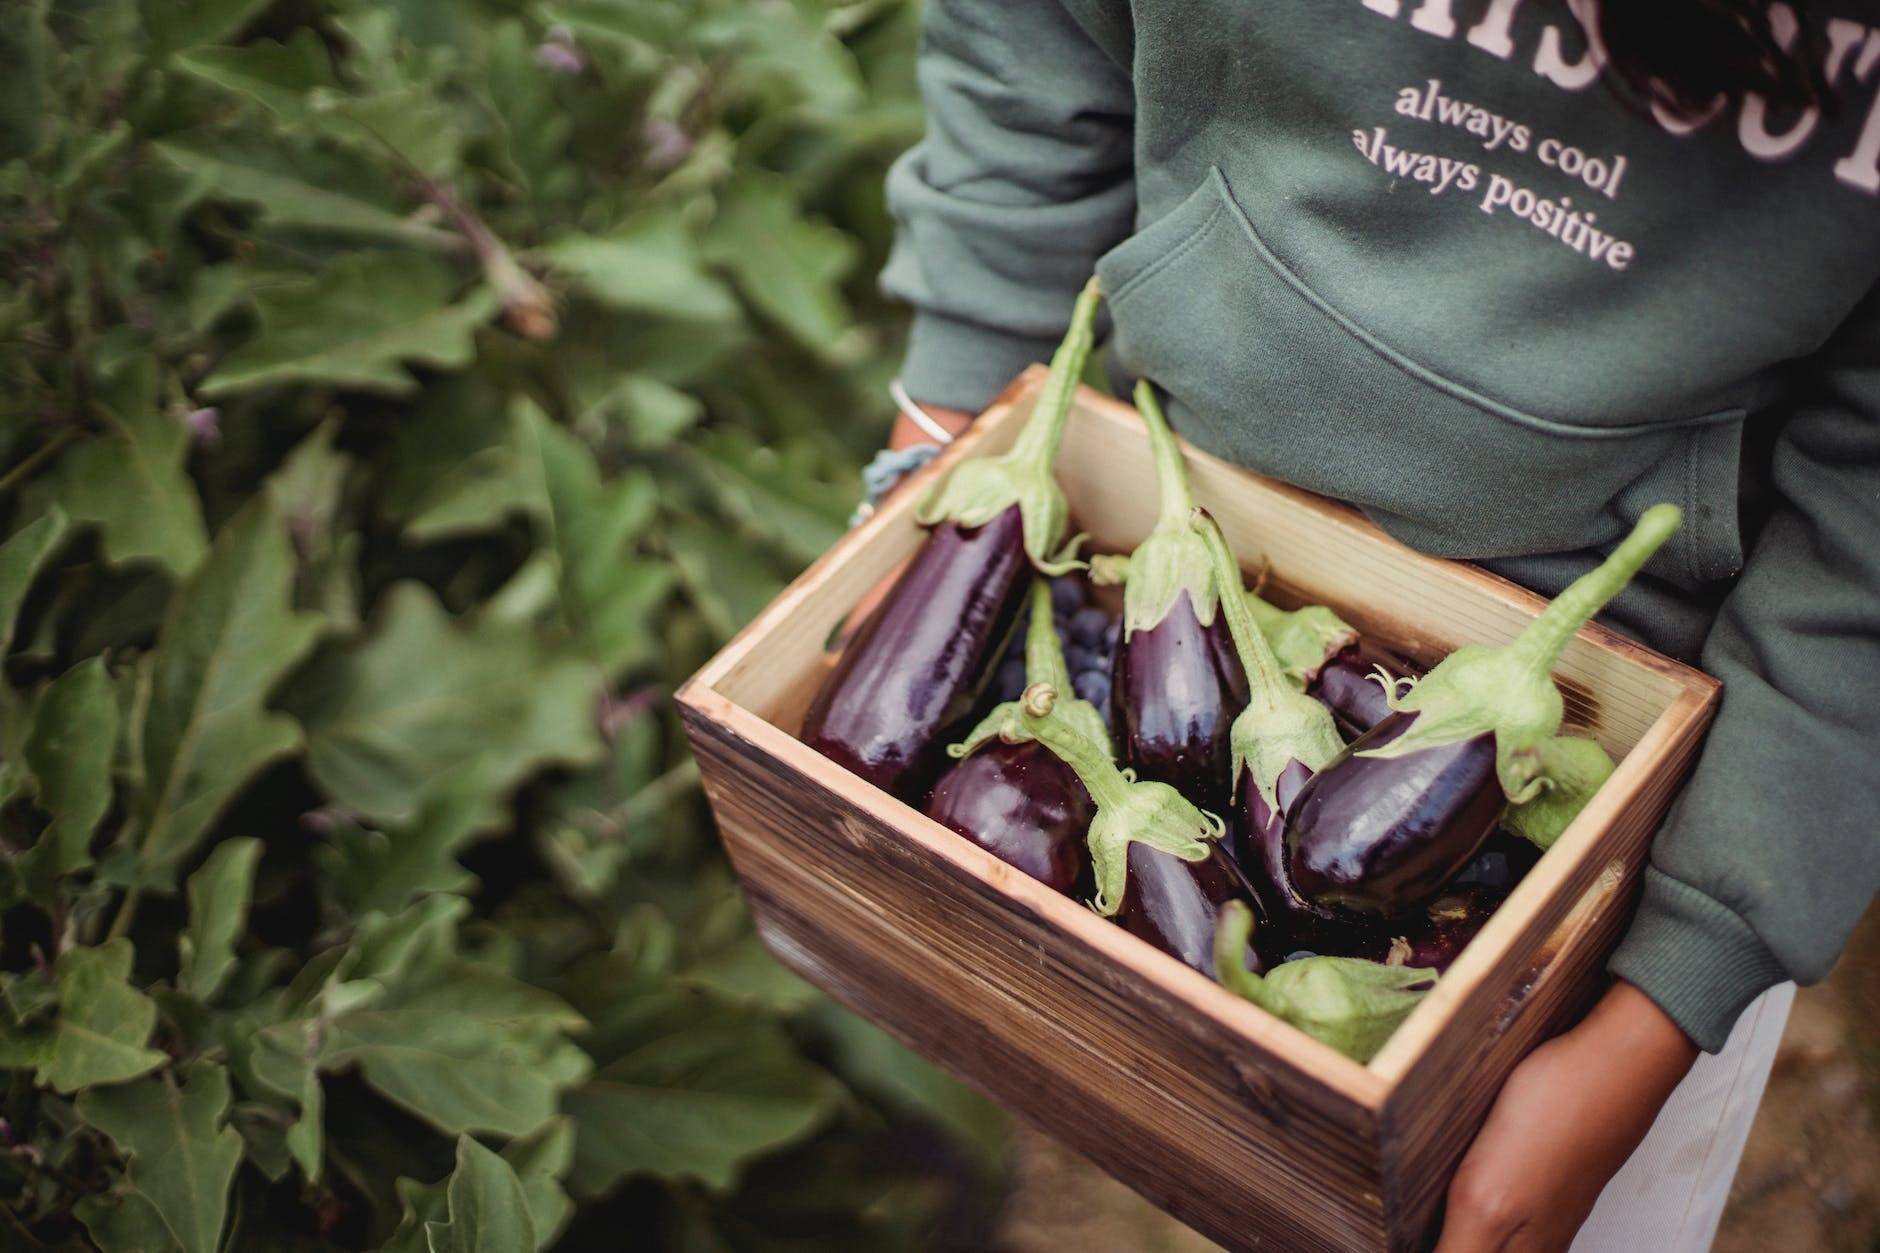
[1119,841,1261,976]
[1395,885,1505,972]
[1101,382,1248,809]
[802,279,1102,801]
[927,581,1104,893]
[1213,901,1435,1062]
[1312,649,1410,740]
[1287,505,1682,917]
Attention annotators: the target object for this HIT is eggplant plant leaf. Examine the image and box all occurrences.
[424,1135,536,1253]
[175,30,337,121]
[17,656,119,891]
[177,837,261,1001]
[134,497,321,888]
[201,253,497,397]
[56,360,209,576]
[0,941,165,1093]
[0,506,67,653]
[77,1061,245,1253]
[704,176,857,351]
[542,220,742,324]
[287,582,603,824]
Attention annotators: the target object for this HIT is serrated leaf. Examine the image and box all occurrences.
[666,518,785,641]
[155,135,457,247]
[687,433,848,566]
[77,1187,180,1253]
[143,0,270,54]
[515,402,670,675]
[18,656,119,889]
[287,582,602,824]
[566,990,838,1195]
[424,1136,535,1253]
[0,506,68,654]
[77,1062,245,1253]
[0,940,165,1094]
[504,1118,575,1250]
[135,497,321,887]
[177,838,260,1001]
[542,220,741,324]
[201,252,498,397]
[56,360,208,576]
[315,85,463,180]
[319,787,492,913]
[176,30,336,121]
[704,177,856,351]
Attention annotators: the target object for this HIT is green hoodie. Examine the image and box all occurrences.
[882,0,1880,1052]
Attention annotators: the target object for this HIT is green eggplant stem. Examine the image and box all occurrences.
[1005,278,1103,476]
[1193,510,1290,702]
[1137,380,1195,531]
[1016,684,1131,810]
[1213,902,1275,1010]
[1022,580,1071,695]
[1504,503,1681,680]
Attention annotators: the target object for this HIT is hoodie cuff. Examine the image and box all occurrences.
[900,309,1063,415]
[1607,868,1789,1054]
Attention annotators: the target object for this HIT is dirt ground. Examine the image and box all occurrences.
[997,904,1880,1253]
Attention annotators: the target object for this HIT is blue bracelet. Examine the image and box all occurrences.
[850,443,942,526]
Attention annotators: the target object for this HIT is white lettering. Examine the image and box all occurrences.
[1409,0,1459,39]
[1533,0,1605,91]
[1465,0,1526,59]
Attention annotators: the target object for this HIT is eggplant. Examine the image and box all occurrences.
[1394,885,1504,972]
[927,581,1104,894]
[1212,901,1435,1062]
[1287,506,1681,917]
[802,279,1102,800]
[1312,649,1410,740]
[1118,841,1261,976]
[1242,592,1358,689]
[956,682,1225,922]
[1101,382,1248,808]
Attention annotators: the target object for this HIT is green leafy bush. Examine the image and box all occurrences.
[0,2,1010,1248]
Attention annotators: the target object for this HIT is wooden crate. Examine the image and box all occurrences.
[676,367,1720,1252]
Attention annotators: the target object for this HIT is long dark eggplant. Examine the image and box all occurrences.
[801,279,1102,801]
[1312,649,1410,740]
[927,581,1103,894]
[1287,505,1681,916]
[1212,901,1435,1062]
[1185,512,1348,940]
[1118,841,1261,976]
[1102,382,1247,809]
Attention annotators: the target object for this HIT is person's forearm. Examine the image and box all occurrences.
[888,403,975,452]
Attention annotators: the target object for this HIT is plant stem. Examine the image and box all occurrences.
[0,429,79,497]
[1136,381,1195,532]
[1194,511,1291,702]
[1020,687,1131,809]
[1003,278,1101,475]
[1021,579,1071,693]
[1506,504,1681,678]
[1213,902,1276,1010]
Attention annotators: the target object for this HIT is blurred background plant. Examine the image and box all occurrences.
[0,0,1023,1248]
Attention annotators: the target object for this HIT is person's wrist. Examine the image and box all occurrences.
[888,404,973,452]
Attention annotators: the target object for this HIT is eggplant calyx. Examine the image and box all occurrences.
[916,279,1102,572]
[1193,511,1345,810]
[1244,594,1359,687]
[1087,553,1130,587]
[1500,735,1616,849]
[1118,382,1220,638]
[1084,774,1224,916]
[1357,504,1680,803]
[1214,902,1436,1062]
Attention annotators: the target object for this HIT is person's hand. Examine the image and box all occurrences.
[1434,980,1699,1253]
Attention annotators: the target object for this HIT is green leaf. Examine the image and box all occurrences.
[566,990,839,1195]
[503,1118,575,1250]
[143,0,271,54]
[201,253,498,397]
[135,497,321,887]
[515,401,670,675]
[0,506,68,654]
[0,940,165,1093]
[56,359,209,576]
[287,582,602,825]
[318,788,491,913]
[315,86,463,180]
[18,656,119,888]
[543,220,741,324]
[666,518,785,641]
[177,838,261,1001]
[77,1062,245,1253]
[424,1136,535,1253]
[176,30,336,121]
[155,135,458,247]
[77,1187,180,1253]
[704,177,856,351]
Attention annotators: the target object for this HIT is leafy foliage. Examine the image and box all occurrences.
[0,2,1012,1248]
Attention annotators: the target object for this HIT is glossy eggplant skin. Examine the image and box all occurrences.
[1234,758,1365,951]
[925,740,1094,896]
[802,508,1029,803]
[1113,592,1249,811]
[1398,885,1504,972]
[1286,712,1505,916]
[1117,842,1262,976]
[1311,649,1402,741]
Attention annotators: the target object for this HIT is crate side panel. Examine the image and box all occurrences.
[682,703,1391,1253]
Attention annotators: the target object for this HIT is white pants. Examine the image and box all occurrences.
[1570,982,1796,1253]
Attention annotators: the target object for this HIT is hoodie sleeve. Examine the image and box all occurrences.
[1609,285,1880,1052]
[881,0,1136,411]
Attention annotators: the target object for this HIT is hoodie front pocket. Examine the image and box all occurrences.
[1097,167,1746,589]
